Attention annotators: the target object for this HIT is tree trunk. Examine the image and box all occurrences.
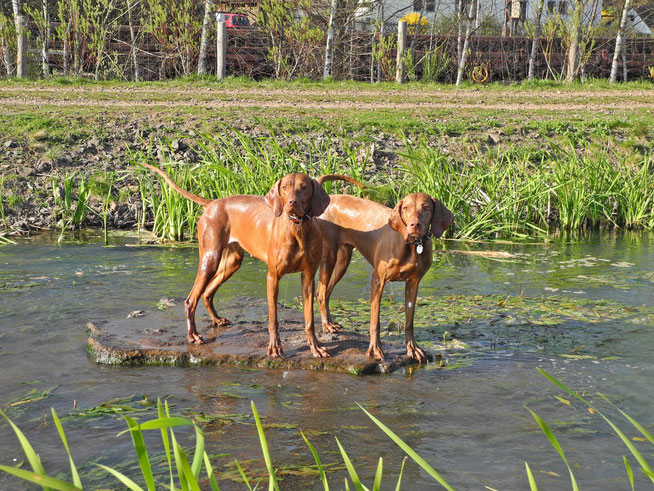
[456,0,477,86]
[457,0,463,64]
[565,0,583,82]
[323,0,338,79]
[609,0,631,83]
[127,0,139,81]
[42,0,50,77]
[12,0,22,75]
[527,0,545,80]
[197,0,212,75]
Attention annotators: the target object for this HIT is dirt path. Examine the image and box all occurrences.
[1,86,652,112]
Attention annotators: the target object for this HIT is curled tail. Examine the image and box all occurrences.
[137,162,213,207]
[317,174,366,189]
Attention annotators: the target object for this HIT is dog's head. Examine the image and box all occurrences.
[265,173,330,219]
[389,193,453,241]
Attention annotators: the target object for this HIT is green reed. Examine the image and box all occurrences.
[400,139,654,239]
[130,126,367,242]
[0,176,7,228]
[51,173,91,243]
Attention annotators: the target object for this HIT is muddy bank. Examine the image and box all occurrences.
[0,118,404,237]
[87,296,437,374]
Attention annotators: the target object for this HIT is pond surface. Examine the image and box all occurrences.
[1,231,653,489]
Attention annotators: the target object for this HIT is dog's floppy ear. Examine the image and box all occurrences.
[265,179,284,217]
[310,179,330,217]
[431,198,454,238]
[389,200,407,237]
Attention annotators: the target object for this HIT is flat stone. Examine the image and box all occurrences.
[87,297,435,375]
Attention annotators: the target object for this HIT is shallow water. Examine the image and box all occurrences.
[0,231,653,489]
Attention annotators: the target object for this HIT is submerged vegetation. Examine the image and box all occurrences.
[1,370,652,489]
[127,127,654,242]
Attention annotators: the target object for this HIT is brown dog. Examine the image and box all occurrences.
[316,175,453,362]
[140,162,330,358]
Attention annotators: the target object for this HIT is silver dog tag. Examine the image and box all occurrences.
[416,244,423,255]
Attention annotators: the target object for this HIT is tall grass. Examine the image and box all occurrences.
[400,138,654,239]
[130,126,366,241]
[131,128,654,242]
[51,173,91,243]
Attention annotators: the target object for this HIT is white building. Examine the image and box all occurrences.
[355,0,603,33]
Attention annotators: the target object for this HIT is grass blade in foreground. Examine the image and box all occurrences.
[373,457,383,491]
[538,368,654,483]
[0,465,79,491]
[525,462,538,490]
[96,463,144,491]
[335,437,368,491]
[251,401,280,491]
[624,456,634,491]
[525,408,578,491]
[51,408,82,489]
[395,457,407,491]
[0,409,50,485]
[358,404,454,491]
[300,430,329,491]
[203,451,220,491]
[123,416,155,491]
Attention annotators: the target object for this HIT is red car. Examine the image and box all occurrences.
[216,13,252,28]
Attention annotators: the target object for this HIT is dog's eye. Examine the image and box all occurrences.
[282,185,287,190]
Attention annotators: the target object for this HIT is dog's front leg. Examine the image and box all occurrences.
[367,271,386,361]
[302,270,330,358]
[404,278,426,363]
[266,269,283,357]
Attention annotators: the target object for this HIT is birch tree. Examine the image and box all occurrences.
[323,0,338,79]
[197,0,212,75]
[565,0,584,82]
[609,0,631,82]
[456,0,477,86]
[126,0,140,81]
[527,0,546,80]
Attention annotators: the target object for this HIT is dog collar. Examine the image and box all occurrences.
[289,214,311,225]
[406,229,432,254]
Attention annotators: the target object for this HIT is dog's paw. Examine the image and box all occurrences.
[267,342,284,358]
[187,331,205,344]
[311,345,331,358]
[366,344,385,362]
[406,342,426,364]
[322,321,342,334]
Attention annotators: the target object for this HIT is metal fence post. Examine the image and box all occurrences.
[395,21,407,84]
[216,15,227,81]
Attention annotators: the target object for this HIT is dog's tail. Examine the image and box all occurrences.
[316,174,366,189]
[137,162,213,207]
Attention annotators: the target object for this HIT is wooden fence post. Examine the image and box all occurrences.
[16,15,27,78]
[216,15,227,81]
[395,20,407,84]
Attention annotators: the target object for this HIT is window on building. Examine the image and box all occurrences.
[413,0,436,12]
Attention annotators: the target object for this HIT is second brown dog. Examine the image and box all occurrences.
[317,175,454,362]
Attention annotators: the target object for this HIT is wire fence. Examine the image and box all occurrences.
[9,21,654,82]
